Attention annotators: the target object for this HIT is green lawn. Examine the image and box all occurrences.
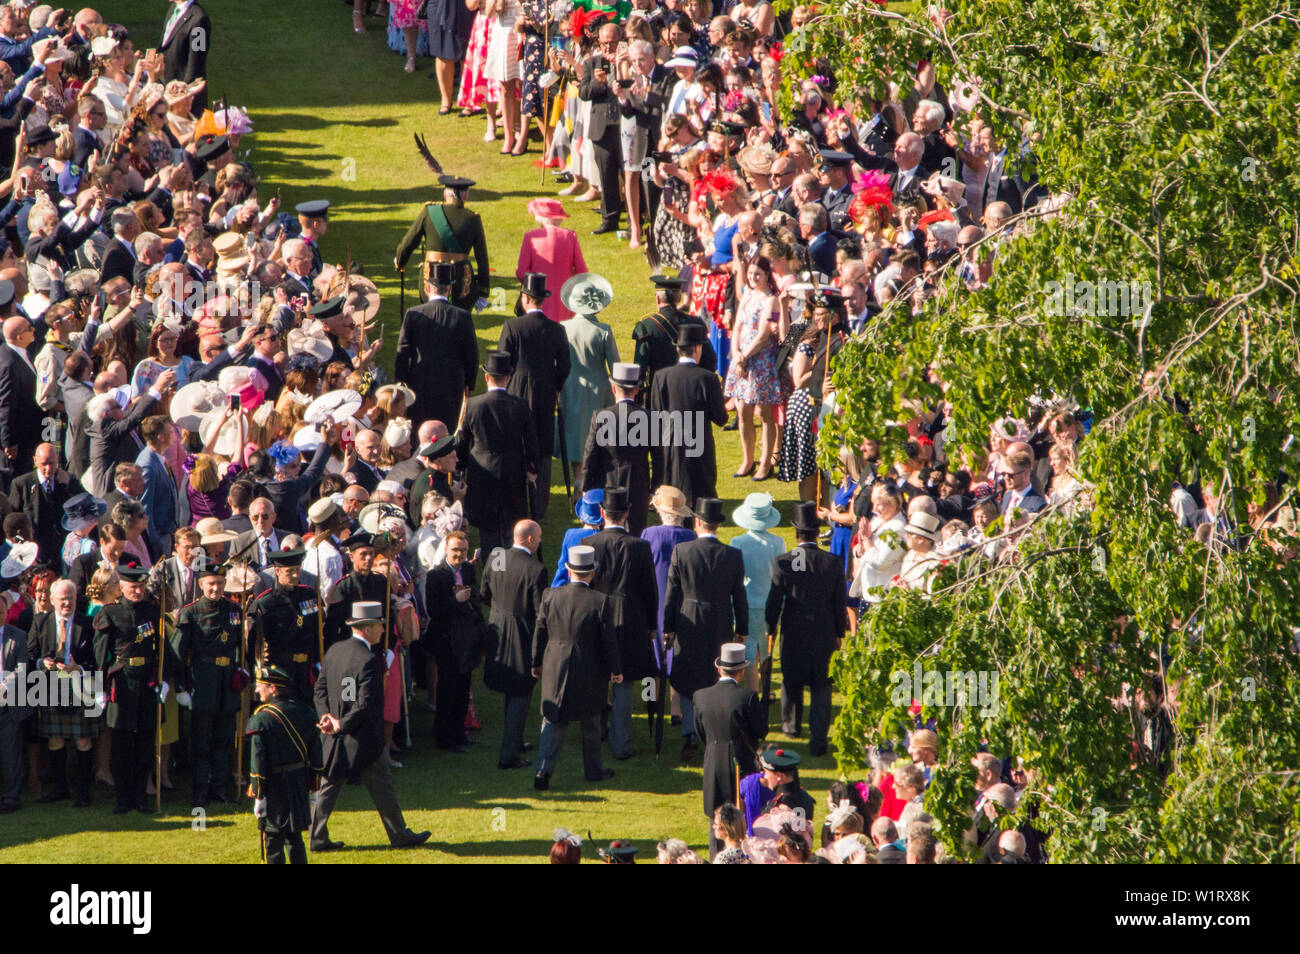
[0,1,851,863]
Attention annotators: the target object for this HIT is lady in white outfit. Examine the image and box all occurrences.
[483,0,523,154]
[847,483,907,628]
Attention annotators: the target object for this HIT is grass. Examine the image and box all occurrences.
[0,1,851,863]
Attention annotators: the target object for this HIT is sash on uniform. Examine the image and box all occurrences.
[426,204,465,255]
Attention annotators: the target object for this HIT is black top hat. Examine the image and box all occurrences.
[266,548,306,568]
[117,562,150,582]
[295,200,330,218]
[520,272,551,300]
[308,296,345,320]
[792,501,821,531]
[693,497,723,525]
[417,433,456,461]
[342,531,376,551]
[676,323,706,348]
[438,174,476,190]
[428,260,457,286]
[603,486,630,513]
[482,351,513,377]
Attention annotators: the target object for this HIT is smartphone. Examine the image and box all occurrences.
[95,290,107,314]
[617,78,634,89]
[171,147,185,166]
[228,394,241,411]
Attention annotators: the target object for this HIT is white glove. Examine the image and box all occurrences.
[385,649,395,669]
[253,797,267,819]
[95,692,107,710]
[474,296,490,312]
[158,681,170,703]
[176,691,192,709]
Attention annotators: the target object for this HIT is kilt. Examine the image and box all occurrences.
[39,703,102,740]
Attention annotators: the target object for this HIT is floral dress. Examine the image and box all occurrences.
[519,0,548,117]
[724,288,782,405]
[457,13,501,109]
[388,0,431,55]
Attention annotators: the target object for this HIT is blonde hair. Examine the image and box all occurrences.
[87,567,121,605]
[189,453,220,493]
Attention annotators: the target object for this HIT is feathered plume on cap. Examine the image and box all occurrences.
[553,827,583,847]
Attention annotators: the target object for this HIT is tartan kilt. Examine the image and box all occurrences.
[39,703,103,740]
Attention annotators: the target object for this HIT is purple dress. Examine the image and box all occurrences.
[641,523,696,669]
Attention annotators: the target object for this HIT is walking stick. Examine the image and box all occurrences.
[400,643,412,748]
[315,571,325,665]
[399,267,406,318]
[384,570,392,655]
[813,323,839,508]
[235,588,248,788]
[156,566,167,815]
[539,8,550,187]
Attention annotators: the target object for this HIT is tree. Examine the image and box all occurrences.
[782,0,1300,861]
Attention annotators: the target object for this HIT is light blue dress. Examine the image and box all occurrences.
[558,314,619,463]
[729,529,784,664]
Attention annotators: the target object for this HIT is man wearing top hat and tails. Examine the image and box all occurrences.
[530,545,622,791]
[310,602,430,852]
[580,363,653,535]
[663,498,748,760]
[632,274,717,393]
[766,502,849,757]
[694,642,766,858]
[456,351,541,556]
[246,664,323,864]
[498,272,571,521]
[649,323,728,505]
[394,175,491,312]
[394,260,478,430]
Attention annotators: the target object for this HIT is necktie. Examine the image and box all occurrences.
[453,565,463,587]
[259,537,268,567]
[43,479,52,495]
[58,618,69,665]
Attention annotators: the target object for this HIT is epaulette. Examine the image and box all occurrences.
[253,587,273,600]
[179,598,203,611]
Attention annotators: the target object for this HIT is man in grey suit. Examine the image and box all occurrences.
[84,368,174,498]
[310,602,430,852]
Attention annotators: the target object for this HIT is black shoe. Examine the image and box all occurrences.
[670,715,681,727]
[722,416,739,431]
[211,792,234,804]
[613,752,633,761]
[394,830,431,848]
[533,773,550,791]
[732,463,756,478]
[586,768,615,782]
[681,740,698,760]
[438,744,469,754]
[137,804,157,815]
[810,745,828,757]
[521,742,534,752]
[591,224,619,236]
[311,840,346,852]
[0,800,20,814]
[74,793,91,808]
[112,805,132,815]
[498,758,532,769]
[39,788,71,804]
[192,799,209,810]
[554,172,574,183]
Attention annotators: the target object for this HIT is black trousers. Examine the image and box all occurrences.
[781,682,831,750]
[591,133,624,229]
[190,709,237,803]
[265,829,307,864]
[434,648,471,747]
[111,728,156,810]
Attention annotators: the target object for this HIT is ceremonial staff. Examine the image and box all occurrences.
[760,632,775,710]
[734,755,742,809]
[234,578,250,788]
[155,565,167,815]
[315,572,325,666]
[539,5,550,187]
[813,316,841,509]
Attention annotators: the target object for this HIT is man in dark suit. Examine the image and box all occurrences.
[394,262,478,430]
[818,150,855,232]
[231,497,282,570]
[348,429,386,495]
[0,314,42,474]
[84,372,171,498]
[801,203,838,279]
[581,363,653,535]
[694,643,765,858]
[9,443,82,566]
[578,25,625,236]
[160,0,211,112]
[765,502,849,756]
[25,579,98,806]
[530,545,621,790]
[498,273,570,521]
[98,209,139,286]
[480,519,547,769]
[631,276,717,393]
[649,324,727,505]
[0,616,33,813]
[423,530,485,752]
[310,601,430,852]
[455,351,540,555]
[998,443,1047,520]
[245,324,284,404]
[585,487,658,759]
[663,498,747,757]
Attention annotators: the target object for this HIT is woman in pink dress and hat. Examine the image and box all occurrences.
[515,197,588,322]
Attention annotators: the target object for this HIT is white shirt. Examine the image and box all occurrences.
[303,538,344,600]
[849,512,907,603]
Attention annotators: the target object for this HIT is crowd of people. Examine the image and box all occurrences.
[0,0,1264,864]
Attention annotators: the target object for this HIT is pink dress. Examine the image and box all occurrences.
[391,0,422,28]
[515,225,588,321]
[456,13,501,109]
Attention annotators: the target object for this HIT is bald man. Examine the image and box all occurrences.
[9,443,83,564]
[350,429,385,494]
[386,420,440,490]
[480,519,547,769]
[0,314,42,472]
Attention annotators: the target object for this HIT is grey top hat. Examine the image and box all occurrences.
[565,545,597,574]
[347,601,385,626]
[610,362,641,388]
[716,642,747,670]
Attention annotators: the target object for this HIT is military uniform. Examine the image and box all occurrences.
[631,306,717,393]
[93,593,176,813]
[394,195,490,311]
[173,593,245,806]
[324,571,389,651]
[246,666,323,864]
[247,584,321,701]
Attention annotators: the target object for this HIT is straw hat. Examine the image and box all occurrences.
[650,485,691,519]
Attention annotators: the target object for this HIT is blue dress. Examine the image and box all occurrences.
[829,479,856,575]
[551,525,600,587]
[729,529,784,664]
[641,523,696,671]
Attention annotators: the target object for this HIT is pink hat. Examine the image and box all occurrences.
[527,197,568,220]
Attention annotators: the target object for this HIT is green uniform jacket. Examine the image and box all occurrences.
[172,596,244,714]
[247,696,323,834]
[395,202,491,309]
[247,584,322,702]
[631,307,718,392]
[93,597,178,733]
